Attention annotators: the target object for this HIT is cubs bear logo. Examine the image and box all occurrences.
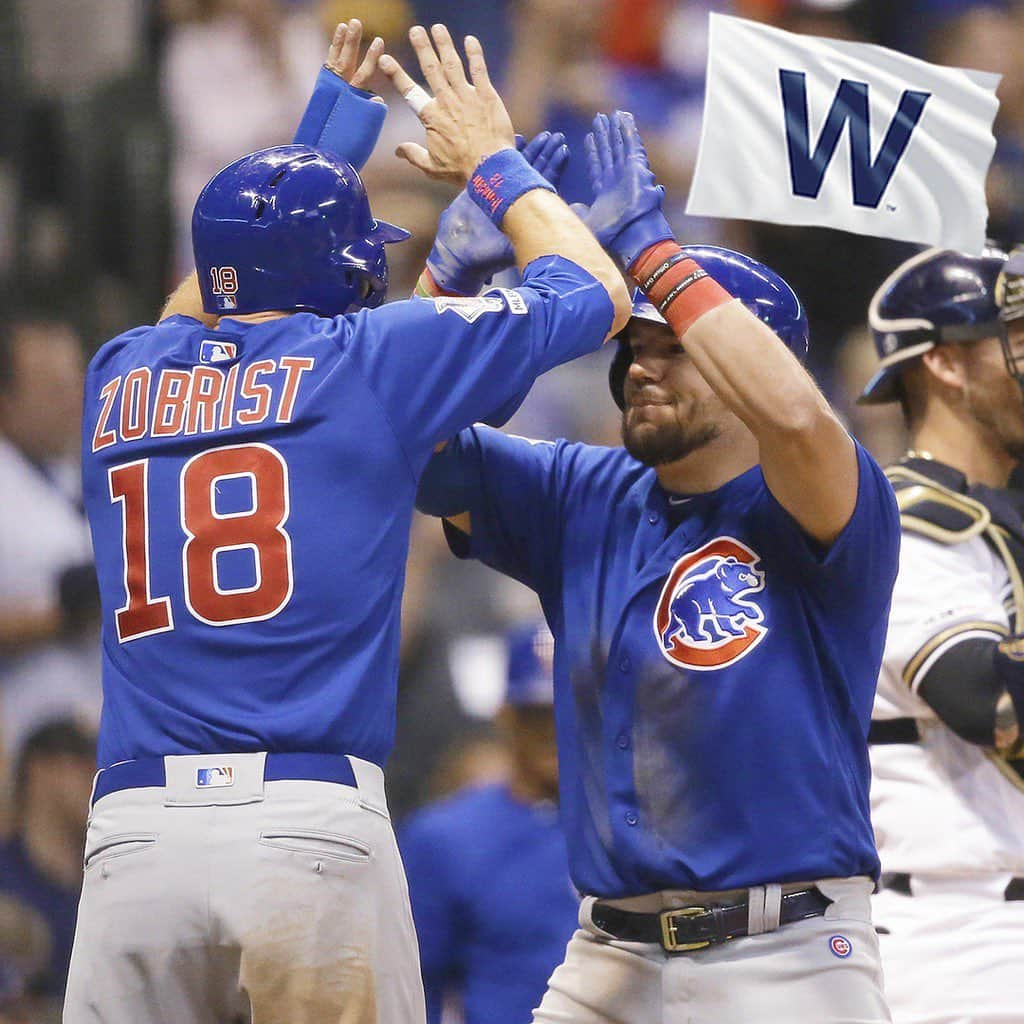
[653,537,767,670]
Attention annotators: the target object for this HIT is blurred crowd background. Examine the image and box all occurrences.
[1,0,1023,1017]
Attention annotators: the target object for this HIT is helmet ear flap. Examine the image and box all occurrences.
[609,337,632,411]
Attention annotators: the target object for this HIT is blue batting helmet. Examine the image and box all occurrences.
[505,622,555,707]
[859,246,1009,404]
[192,145,409,318]
[608,245,808,410]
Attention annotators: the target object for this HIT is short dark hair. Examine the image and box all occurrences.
[13,719,96,804]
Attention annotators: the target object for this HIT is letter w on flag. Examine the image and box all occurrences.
[779,72,930,208]
[686,14,1000,253]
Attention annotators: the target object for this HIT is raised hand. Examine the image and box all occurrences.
[426,131,570,295]
[583,110,674,270]
[379,26,515,185]
[325,19,384,91]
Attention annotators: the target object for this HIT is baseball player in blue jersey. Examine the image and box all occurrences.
[65,25,629,1024]
[415,111,900,1022]
[400,622,578,1024]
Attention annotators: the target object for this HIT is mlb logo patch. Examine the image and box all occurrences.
[199,340,238,364]
[196,766,234,788]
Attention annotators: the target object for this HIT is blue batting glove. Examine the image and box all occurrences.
[426,131,569,296]
[583,111,674,270]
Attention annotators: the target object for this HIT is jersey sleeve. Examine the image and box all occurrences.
[874,532,1009,719]
[417,426,563,596]
[339,255,613,465]
[399,817,465,1024]
[753,439,901,618]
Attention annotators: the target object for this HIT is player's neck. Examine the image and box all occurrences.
[910,409,1016,489]
[653,426,759,495]
[215,310,290,327]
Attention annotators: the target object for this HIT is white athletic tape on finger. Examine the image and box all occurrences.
[403,85,432,115]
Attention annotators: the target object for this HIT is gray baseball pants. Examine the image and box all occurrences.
[64,753,424,1024]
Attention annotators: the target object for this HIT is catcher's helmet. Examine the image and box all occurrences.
[192,145,409,318]
[859,246,1009,404]
[608,246,808,410]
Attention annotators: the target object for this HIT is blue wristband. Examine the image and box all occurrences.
[292,67,386,171]
[467,149,555,226]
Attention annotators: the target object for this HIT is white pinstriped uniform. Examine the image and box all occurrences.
[870,529,1024,1023]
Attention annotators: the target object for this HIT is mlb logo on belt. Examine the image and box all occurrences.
[196,766,234,788]
[199,340,238,364]
[653,536,767,671]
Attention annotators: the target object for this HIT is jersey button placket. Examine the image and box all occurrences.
[624,810,639,826]
[616,732,629,750]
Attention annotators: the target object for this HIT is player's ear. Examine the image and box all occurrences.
[921,344,967,393]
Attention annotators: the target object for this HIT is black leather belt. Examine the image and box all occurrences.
[882,872,1024,901]
[868,718,921,744]
[590,887,832,953]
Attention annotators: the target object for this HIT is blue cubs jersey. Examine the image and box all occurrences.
[400,783,578,1024]
[80,258,612,768]
[420,430,900,896]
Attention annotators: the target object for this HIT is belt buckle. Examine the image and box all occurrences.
[659,906,711,952]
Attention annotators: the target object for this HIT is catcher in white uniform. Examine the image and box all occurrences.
[859,247,1024,1024]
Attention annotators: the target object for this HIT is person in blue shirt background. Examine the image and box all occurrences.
[0,720,95,1011]
[401,622,578,1024]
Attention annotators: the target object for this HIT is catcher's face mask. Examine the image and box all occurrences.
[997,250,1024,393]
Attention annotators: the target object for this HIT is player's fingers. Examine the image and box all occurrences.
[326,22,347,71]
[464,35,496,96]
[336,18,363,77]
[430,23,470,92]
[610,110,625,167]
[528,131,559,173]
[395,142,438,176]
[408,25,450,97]
[592,112,613,174]
[617,109,650,163]
[521,131,552,166]
[584,132,601,193]
[515,133,526,151]
[535,133,568,183]
[350,36,384,90]
[548,144,570,186]
[379,53,435,118]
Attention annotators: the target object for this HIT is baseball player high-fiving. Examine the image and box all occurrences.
[416,111,899,1023]
[861,247,1024,1024]
[64,23,629,1024]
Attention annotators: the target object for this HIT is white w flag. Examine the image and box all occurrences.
[686,14,1000,254]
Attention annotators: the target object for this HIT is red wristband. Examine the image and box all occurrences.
[630,241,732,336]
[414,267,465,299]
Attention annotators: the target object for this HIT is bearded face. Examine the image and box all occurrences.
[619,321,726,467]
[961,330,1024,460]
